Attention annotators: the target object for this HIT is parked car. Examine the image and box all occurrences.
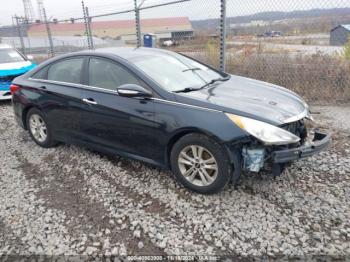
[11,47,330,194]
[162,40,174,47]
[0,44,36,100]
[263,31,282,37]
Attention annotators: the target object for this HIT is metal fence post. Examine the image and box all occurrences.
[82,1,92,49]
[134,0,141,47]
[14,16,26,55]
[85,7,94,49]
[43,8,55,57]
[219,0,227,72]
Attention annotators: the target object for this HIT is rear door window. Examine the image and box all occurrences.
[88,58,141,90]
[47,58,84,84]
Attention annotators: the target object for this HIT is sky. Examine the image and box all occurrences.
[1,0,349,26]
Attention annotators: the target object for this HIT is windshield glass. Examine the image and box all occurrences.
[0,48,26,63]
[131,52,223,92]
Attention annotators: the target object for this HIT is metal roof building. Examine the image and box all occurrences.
[27,17,193,41]
[330,24,350,46]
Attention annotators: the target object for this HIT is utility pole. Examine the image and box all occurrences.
[42,7,54,57]
[134,0,141,47]
[82,1,92,49]
[86,7,94,49]
[14,16,26,55]
[37,0,44,21]
[22,0,35,23]
[219,0,227,72]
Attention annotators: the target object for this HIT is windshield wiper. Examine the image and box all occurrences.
[173,87,201,93]
[199,75,231,90]
[182,67,202,72]
[174,76,231,93]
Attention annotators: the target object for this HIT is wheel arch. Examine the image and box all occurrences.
[22,105,41,130]
[165,128,223,168]
[165,128,243,183]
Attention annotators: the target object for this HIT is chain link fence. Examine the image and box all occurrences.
[225,0,350,104]
[1,0,350,104]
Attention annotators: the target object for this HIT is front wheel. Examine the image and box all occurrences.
[170,133,232,194]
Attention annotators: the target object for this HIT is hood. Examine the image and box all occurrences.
[0,61,36,77]
[175,75,308,125]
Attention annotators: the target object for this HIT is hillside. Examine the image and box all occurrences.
[191,7,350,33]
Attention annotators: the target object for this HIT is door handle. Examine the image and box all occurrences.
[82,98,98,105]
[39,85,46,89]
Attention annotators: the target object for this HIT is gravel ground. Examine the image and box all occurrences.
[0,101,349,259]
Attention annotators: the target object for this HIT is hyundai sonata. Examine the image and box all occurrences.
[11,47,330,194]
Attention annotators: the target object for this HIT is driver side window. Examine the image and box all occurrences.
[88,58,141,90]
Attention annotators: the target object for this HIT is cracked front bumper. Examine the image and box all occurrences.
[272,131,331,163]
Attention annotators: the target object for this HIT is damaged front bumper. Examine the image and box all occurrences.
[239,130,331,174]
[272,131,331,163]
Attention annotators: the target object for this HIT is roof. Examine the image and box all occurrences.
[71,47,175,60]
[331,24,350,32]
[28,17,191,33]
[97,47,173,59]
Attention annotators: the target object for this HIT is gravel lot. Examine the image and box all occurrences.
[0,101,349,259]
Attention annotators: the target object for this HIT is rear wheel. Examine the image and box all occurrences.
[26,108,56,148]
[170,133,232,194]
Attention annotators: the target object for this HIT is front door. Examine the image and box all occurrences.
[79,57,158,163]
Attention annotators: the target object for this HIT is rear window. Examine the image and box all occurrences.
[0,48,25,63]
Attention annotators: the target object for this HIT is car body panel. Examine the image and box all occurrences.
[174,75,307,125]
[12,47,327,170]
[12,78,86,142]
[80,87,158,163]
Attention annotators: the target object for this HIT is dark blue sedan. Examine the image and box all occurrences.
[11,47,330,194]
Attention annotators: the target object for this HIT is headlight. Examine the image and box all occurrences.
[225,113,300,145]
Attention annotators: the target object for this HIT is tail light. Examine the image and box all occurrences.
[10,84,20,95]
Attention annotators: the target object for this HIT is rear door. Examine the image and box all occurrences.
[79,57,157,163]
[29,56,87,143]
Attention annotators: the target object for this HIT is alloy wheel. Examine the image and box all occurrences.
[178,145,218,187]
[29,114,48,143]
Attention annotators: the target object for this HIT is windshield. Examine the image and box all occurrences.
[0,48,26,63]
[131,52,224,92]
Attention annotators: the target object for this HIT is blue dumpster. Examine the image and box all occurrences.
[143,34,156,48]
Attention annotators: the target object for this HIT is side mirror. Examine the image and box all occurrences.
[117,84,152,98]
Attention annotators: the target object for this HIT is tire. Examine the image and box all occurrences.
[26,108,57,148]
[170,133,232,194]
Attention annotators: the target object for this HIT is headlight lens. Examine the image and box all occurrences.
[225,113,300,145]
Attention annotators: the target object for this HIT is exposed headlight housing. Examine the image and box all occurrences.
[225,113,300,145]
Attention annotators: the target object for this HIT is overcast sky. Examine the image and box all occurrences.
[1,0,349,26]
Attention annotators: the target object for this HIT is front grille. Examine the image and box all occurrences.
[280,119,308,143]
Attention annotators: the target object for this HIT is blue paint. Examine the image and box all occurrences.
[0,81,12,91]
[0,63,37,77]
[0,62,37,91]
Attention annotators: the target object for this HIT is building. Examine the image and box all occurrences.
[330,24,350,46]
[229,20,270,29]
[27,17,194,44]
